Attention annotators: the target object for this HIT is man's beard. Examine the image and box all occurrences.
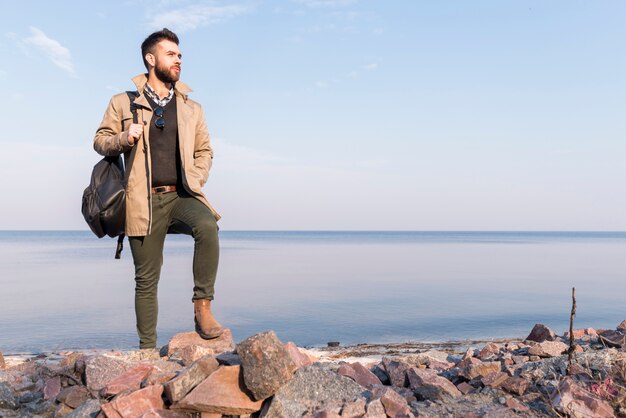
[155,60,180,84]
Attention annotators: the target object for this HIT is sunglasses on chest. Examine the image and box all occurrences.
[154,106,165,129]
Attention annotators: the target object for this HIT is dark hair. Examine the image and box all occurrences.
[141,28,179,70]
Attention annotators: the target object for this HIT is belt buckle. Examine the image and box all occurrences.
[154,186,167,193]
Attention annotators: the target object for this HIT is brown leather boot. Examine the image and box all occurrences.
[193,299,224,340]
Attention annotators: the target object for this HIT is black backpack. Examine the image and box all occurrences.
[82,92,138,258]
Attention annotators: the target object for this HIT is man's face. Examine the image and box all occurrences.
[152,40,181,83]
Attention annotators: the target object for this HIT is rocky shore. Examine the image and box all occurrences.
[2,323,626,418]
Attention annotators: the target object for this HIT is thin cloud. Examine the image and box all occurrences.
[147,3,251,32]
[22,27,75,76]
[293,0,358,8]
[363,63,378,71]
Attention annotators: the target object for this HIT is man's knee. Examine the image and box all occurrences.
[192,214,218,239]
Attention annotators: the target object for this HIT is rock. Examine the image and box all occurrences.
[505,397,530,413]
[84,355,133,392]
[526,323,557,342]
[337,362,382,389]
[565,328,598,339]
[374,386,414,418]
[261,365,368,418]
[340,398,367,418]
[55,402,75,417]
[501,377,529,396]
[617,320,626,331]
[64,399,102,418]
[167,330,235,365]
[43,375,62,400]
[364,399,386,418]
[478,343,502,360]
[100,384,164,418]
[216,351,241,366]
[0,382,18,410]
[370,364,389,385]
[598,330,626,348]
[0,352,4,370]
[405,350,455,370]
[174,365,262,415]
[512,355,529,364]
[285,342,315,369]
[101,363,154,397]
[140,410,192,417]
[552,376,615,418]
[406,367,461,401]
[527,341,568,358]
[143,361,183,386]
[237,330,297,400]
[58,385,91,408]
[381,358,410,387]
[456,382,475,394]
[458,359,501,380]
[480,371,508,388]
[163,355,219,404]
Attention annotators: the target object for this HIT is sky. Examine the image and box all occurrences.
[0,0,625,231]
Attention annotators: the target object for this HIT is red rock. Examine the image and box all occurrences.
[565,328,598,339]
[407,367,461,400]
[617,321,626,331]
[57,386,90,408]
[337,363,382,389]
[478,343,502,360]
[0,352,5,370]
[364,399,386,418]
[527,341,568,358]
[462,348,477,360]
[144,361,183,386]
[164,355,219,403]
[512,355,529,364]
[552,376,615,418]
[480,371,508,388]
[101,385,165,418]
[173,365,263,414]
[284,342,315,369]
[382,358,410,387]
[501,377,529,396]
[167,329,235,365]
[372,386,413,418]
[456,382,476,395]
[526,323,556,342]
[200,414,222,418]
[505,398,530,413]
[459,360,501,380]
[101,364,154,397]
[43,376,61,400]
[236,330,297,400]
[341,398,367,418]
[140,410,192,418]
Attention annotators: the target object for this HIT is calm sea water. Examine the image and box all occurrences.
[1,231,625,354]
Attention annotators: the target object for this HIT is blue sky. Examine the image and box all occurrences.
[1,0,625,230]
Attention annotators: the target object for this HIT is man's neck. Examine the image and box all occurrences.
[146,76,173,99]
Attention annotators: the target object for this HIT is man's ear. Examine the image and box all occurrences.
[145,53,155,67]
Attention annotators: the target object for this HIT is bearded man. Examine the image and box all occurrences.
[93,28,224,349]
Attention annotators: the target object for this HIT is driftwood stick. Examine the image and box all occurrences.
[567,287,576,375]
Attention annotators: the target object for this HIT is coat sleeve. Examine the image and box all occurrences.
[192,104,213,187]
[93,96,135,157]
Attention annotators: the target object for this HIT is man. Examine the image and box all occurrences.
[94,28,224,349]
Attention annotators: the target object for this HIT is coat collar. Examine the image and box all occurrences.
[131,73,192,106]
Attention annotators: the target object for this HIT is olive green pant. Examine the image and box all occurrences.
[129,190,219,349]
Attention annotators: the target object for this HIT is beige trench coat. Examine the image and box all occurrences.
[94,74,220,237]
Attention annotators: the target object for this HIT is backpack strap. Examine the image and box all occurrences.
[114,91,139,259]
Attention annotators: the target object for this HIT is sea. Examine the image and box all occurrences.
[1,230,625,354]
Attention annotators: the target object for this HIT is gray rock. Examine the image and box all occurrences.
[261,364,369,418]
[84,354,132,392]
[20,399,56,416]
[0,382,18,410]
[163,354,219,403]
[237,330,297,401]
[64,399,102,418]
